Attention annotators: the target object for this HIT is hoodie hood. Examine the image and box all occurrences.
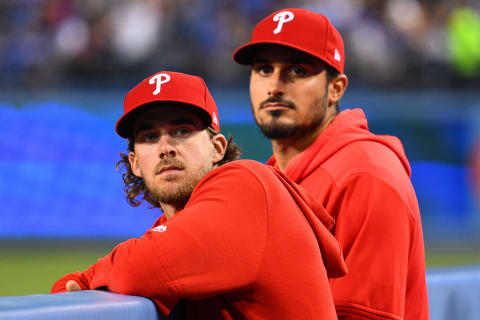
[269,166,347,278]
[268,108,411,183]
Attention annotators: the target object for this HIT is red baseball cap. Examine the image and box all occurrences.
[233,8,345,73]
[115,71,220,138]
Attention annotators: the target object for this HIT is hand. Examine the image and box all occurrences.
[66,280,82,292]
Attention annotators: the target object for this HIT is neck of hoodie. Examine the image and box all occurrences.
[268,108,411,183]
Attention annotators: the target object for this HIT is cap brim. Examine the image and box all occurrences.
[233,42,275,65]
[115,102,212,139]
[233,41,337,71]
[234,41,312,65]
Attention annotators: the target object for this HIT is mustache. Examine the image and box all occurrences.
[260,96,295,109]
[154,158,185,173]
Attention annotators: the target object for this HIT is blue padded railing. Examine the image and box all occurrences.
[0,290,163,320]
[1,266,480,320]
[426,266,480,320]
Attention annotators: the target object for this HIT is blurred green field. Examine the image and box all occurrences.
[1,239,479,296]
[0,239,118,296]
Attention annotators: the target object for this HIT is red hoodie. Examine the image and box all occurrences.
[52,159,347,320]
[267,109,429,320]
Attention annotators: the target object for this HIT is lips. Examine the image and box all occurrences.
[259,97,295,110]
[261,103,292,110]
[157,165,183,175]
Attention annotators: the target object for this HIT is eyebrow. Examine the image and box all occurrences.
[170,117,199,126]
[134,117,199,136]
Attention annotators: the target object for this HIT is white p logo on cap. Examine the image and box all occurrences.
[273,11,294,34]
[149,73,171,95]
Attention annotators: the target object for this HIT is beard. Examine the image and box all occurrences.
[254,94,328,140]
[144,158,213,207]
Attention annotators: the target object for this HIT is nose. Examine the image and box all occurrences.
[267,70,284,97]
[158,135,176,159]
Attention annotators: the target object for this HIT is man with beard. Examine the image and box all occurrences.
[51,71,347,319]
[233,8,429,320]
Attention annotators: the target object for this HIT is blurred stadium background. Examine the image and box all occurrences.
[1,0,479,296]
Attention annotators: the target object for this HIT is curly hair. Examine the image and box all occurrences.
[116,127,242,209]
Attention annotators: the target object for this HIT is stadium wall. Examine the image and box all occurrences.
[0,266,479,320]
[1,89,480,243]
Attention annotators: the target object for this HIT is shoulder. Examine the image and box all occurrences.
[333,171,420,226]
[193,160,287,201]
[335,140,403,168]
[211,159,274,179]
[194,160,271,193]
[189,160,271,210]
[325,140,409,188]
[222,159,269,170]
[319,141,420,216]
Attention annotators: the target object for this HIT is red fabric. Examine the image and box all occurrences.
[116,71,219,138]
[267,109,429,320]
[52,160,346,320]
[233,8,344,73]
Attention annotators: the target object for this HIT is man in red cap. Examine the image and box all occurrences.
[51,71,347,319]
[233,8,429,320]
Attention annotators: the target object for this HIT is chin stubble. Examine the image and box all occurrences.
[253,94,328,140]
[145,157,214,206]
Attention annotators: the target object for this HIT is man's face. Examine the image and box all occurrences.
[128,106,216,206]
[249,45,330,140]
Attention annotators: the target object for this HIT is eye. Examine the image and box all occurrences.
[137,131,158,143]
[253,64,273,76]
[171,127,191,137]
[288,65,307,77]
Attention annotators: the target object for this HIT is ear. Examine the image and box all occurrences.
[328,74,348,106]
[211,133,228,165]
[128,152,143,178]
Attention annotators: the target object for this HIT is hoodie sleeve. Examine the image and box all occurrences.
[51,271,91,293]
[328,173,416,320]
[50,163,268,315]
